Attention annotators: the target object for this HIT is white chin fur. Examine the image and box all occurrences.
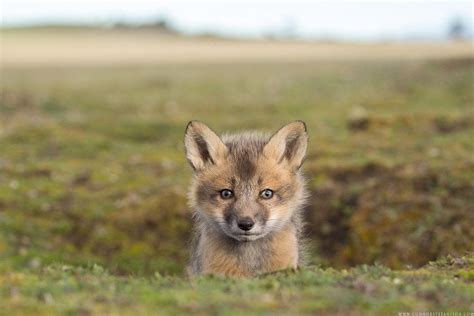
[230,233,266,242]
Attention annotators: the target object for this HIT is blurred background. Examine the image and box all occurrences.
[1,0,473,275]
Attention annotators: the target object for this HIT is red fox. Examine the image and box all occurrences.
[184,121,308,277]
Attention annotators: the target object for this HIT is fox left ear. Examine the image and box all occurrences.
[184,121,228,172]
[263,121,308,171]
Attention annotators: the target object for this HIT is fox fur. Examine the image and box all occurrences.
[184,121,309,277]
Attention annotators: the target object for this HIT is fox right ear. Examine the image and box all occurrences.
[184,121,228,171]
[264,121,308,171]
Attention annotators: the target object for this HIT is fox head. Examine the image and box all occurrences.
[184,121,308,242]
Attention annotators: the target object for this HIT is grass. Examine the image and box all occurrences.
[2,60,473,274]
[2,255,473,315]
[1,29,474,313]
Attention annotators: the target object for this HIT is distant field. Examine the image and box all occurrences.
[2,28,473,67]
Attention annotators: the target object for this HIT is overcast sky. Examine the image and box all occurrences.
[2,0,473,40]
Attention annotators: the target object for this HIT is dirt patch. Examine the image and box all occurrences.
[432,116,474,134]
[56,190,192,273]
[305,161,474,268]
[347,112,474,134]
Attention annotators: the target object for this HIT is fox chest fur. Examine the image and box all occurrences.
[192,221,300,277]
[184,121,308,277]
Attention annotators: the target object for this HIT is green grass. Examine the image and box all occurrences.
[1,55,473,313]
[2,255,473,315]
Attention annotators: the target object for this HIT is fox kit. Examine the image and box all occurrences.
[184,121,308,277]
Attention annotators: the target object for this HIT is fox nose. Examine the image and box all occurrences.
[237,217,255,231]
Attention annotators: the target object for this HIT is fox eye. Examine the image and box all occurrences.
[260,189,274,199]
[220,189,234,199]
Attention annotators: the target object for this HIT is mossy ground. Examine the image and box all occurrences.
[2,255,473,315]
[1,34,473,313]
